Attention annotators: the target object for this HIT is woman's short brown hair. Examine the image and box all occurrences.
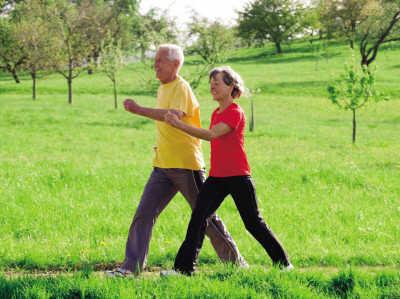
[209,66,245,99]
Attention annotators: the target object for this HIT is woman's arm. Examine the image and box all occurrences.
[164,112,231,141]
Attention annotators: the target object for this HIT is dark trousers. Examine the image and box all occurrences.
[121,168,244,273]
[174,175,290,274]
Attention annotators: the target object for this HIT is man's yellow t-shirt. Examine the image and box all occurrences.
[153,75,205,170]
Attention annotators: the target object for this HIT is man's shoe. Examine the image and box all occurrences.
[105,267,133,277]
[238,256,249,269]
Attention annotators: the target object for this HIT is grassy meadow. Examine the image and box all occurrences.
[0,41,399,297]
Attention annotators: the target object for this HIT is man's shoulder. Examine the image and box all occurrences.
[175,76,198,104]
[176,75,193,92]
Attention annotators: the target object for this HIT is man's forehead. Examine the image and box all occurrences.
[156,48,168,58]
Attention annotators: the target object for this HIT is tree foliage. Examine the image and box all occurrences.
[131,8,178,60]
[327,59,387,143]
[237,0,303,53]
[0,17,25,83]
[316,0,400,65]
[185,16,235,89]
[358,0,400,66]
[319,0,368,48]
[99,36,125,109]
[49,0,94,104]
[13,0,56,99]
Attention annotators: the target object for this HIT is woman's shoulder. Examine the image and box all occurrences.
[228,102,245,116]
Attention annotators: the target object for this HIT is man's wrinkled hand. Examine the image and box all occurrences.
[124,99,141,114]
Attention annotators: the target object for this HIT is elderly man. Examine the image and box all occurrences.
[108,44,246,276]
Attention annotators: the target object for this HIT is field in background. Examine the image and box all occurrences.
[0,41,399,297]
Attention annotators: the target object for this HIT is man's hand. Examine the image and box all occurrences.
[164,111,182,128]
[124,99,141,114]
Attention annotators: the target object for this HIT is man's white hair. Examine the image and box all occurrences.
[158,44,184,70]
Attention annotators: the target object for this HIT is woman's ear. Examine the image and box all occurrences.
[231,87,239,98]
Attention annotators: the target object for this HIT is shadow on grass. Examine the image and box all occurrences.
[1,254,221,273]
[226,47,341,65]
[380,42,400,51]
[369,116,400,126]
[265,53,340,65]
[123,88,157,97]
[1,258,117,272]
[256,79,329,96]
[83,119,151,129]
[0,85,31,95]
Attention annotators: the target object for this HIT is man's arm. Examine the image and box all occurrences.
[124,99,184,121]
[164,112,231,141]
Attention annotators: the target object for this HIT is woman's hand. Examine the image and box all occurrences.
[164,111,181,127]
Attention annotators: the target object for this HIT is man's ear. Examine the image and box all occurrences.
[174,60,180,69]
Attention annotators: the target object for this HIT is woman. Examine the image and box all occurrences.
[164,66,293,275]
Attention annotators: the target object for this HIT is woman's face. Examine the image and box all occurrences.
[210,72,233,101]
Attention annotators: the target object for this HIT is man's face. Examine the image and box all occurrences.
[154,49,178,83]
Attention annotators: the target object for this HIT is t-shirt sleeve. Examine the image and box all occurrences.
[169,83,196,117]
[219,107,242,130]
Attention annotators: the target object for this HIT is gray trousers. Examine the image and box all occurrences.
[121,167,244,273]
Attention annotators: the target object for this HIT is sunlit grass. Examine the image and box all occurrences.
[0,40,399,297]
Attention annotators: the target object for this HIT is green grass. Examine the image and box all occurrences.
[0,40,399,297]
[1,268,400,298]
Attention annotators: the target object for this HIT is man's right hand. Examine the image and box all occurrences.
[124,99,141,114]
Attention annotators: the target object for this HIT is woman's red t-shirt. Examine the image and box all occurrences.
[209,102,251,177]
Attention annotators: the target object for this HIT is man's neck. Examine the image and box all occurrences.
[161,74,178,84]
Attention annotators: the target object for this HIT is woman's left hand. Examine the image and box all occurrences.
[164,111,181,127]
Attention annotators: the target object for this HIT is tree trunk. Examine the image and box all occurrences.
[352,109,356,144]
[68,60,73,104]
[275,42,282,54]
[349,39,354,49]
[6,65,20,83]
[349,22,356,49]
[67,77,72,104]
[140,45,146,61]
[361,56,368,66]
[113,79,118,109]
[249,98,254,132]
[31,71,36,100]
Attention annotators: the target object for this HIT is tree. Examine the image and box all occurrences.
[131,8,178,60]
[327,60,386,143]
[319,0,369,49]
[0,0,22,15]
[49,0,92,104]
[358,0,400,66]
[0,17,25,83]
[13,0,55,100]
[237,0,303,53]
[185,16,235,89]
[301,4,323,41]
[99,36,124,109]
[128,9,178,94]
[78,0,138,74]
[317,0,400,65]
